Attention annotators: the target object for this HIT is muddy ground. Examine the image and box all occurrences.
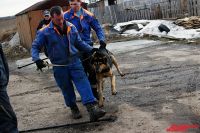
[7,39,200,133]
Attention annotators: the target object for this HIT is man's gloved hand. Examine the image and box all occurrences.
[91,48,99,54]
[99,40,106,49]
[35,59,46,71]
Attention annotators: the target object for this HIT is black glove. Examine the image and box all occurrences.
[35,59,46,71]
[91,48,98,54]
[99,40,106,49]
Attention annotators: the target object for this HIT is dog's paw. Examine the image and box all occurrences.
[98,103,104,108]
[103,96,105,101]
[112,91,117,95]
[120,73,125,77]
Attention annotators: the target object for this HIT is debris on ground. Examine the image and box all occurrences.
[92,23,126,43]
[158,24,170,33]
[0,16,17,42]
[2,32,29,59]
[114,20,200,40]
[8,32,20,47]
[120,23,140,34]
[175,16,200,29]
[3,43,29,60]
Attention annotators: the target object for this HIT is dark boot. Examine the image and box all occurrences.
[86,103,106,122]
[70,104,82,119]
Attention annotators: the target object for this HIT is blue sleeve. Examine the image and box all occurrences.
[64,12,70,21]
[90,16,105,41]
[72,26,93,52]
[31,31,46,62]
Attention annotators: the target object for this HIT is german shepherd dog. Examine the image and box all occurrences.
[91,48,125,107]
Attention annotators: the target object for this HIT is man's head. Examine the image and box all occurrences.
[70,0,82,12]
[50,6,64,27]
[43,10,50,21]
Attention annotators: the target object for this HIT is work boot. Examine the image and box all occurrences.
[70,104,82,119]
[86,103,106,122]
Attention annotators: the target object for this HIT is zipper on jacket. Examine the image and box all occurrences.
[0,105,13,119]
[79,15,84,33]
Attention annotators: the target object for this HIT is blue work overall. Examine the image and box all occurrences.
[64,8,106,99]
[31,21,96,107]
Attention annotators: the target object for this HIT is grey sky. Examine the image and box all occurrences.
[0,0,40,17]
[0,0,90,17]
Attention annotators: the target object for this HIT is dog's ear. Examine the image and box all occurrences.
[90,52,97,64]
[90,56,97,64]
[96,51,101,55]
[90,58,94,64]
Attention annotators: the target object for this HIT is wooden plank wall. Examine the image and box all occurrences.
[28,10,43,44]
[93,6,151,24]
[18,6,71,50]
[29,6,71,45]
[188,0,200,16]
[90,0,200,24]
[16,14,32,50]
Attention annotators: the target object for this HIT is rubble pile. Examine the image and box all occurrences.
[175,16,200,29]
[2,32,29,59]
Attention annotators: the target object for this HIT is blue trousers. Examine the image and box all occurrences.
[53,61,96,107]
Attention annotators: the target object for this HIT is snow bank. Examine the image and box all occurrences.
[8,32,20,47]
[114,20,200,39]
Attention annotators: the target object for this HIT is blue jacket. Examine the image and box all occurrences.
[31,21,93,65]
[64,8,105,45]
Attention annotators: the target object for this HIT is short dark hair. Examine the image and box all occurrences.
[50,6,63,17]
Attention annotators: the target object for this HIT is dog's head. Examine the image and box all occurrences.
[91,51,110,74]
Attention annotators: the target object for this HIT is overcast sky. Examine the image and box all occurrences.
[0,0,89,17]
[0,0,41,17]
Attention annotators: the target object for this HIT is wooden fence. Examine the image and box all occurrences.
[188,0,200,16]
[89,0,200,24]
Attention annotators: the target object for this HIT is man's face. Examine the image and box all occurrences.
[44,15,50,20]
[70,0,81,12]
[52,12,64,27]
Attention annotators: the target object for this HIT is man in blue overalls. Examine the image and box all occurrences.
[37,10,51,31]
[0,44,18,133]
[64,1,106,99]
[32,6,106,121]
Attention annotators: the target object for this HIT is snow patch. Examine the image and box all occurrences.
[114,20,200,39]
[8,32,20,47]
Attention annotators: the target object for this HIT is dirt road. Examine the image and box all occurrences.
[7,40,200,133]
